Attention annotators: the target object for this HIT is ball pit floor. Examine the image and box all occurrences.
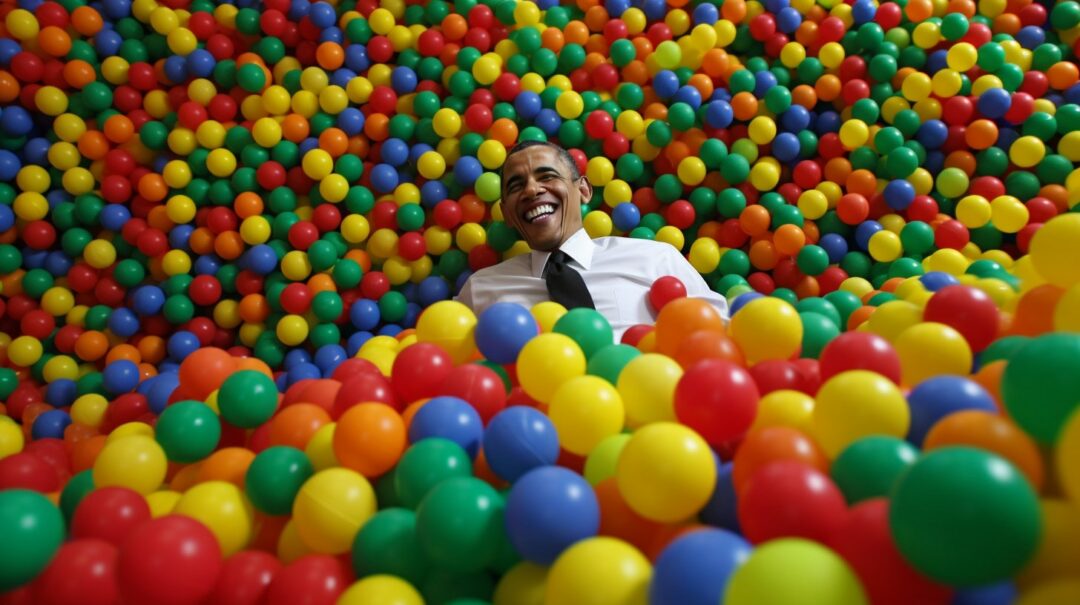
[2,0,1080,603]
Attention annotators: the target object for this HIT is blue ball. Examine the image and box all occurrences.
[753,71,778,98]
[0,150,20,181]
[1016,25,1044,49]
[391,67,418,93]
[32,409,72,440]
[534,108,562,135]
[163,55,187,83]
[692,2,719,24]
[772,132,801,162]
[952,583,1018,605]
[370,163,399,192]
[650,528,752,605]
[380,138,410,166]
[103,360,140,395]
[855,220,884,250]
[919,271,960,292]
[319,26,343,44]
[605,0,631,17]
[347,331,374,356]
[107,308,140,338]
[673,86,702,109]
[505,466,600,565]
[475,303,540,365]
[819,233,849,263]
[884,179,915,210]
[705,101,734,128]
[653,70,680,100]
[481,406,560,482]
[409,396,484,457]
[23,138,50,165]
[288,363,322,386]
[916,119,948,149]
[0,204,15,232]
[168,225,193,250]
[245,244,279,275]
[132,286,166,316]
[780,105,810,132]
[146,372,180,414]
[350,298,381,330]
[284,349,312,370]
[514,91,543,119]
[642,0,666,21]
[337,108,365,135]
[44,251,72,277]
[851,0,876,23]
[186,49,216,78]
[94,29,123,55]
[378,323,403,337]
[345,44,370,72]
[729,292,764,315]
[453,156,483,186]
[45,379,78,408]
[418,276,451,307]
[612,201,641,231]
[977,88,1011,120]
[777,7,802,33]
[314,344,348,376]
[167,331,200,361]
[0,39,21,65]
[308,1,336,28]
[421,180,447,208]
[0,106,32,136]
[699,461,740,531]
[906,376,998,445]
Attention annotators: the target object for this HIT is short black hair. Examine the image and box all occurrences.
[500,140,581,184]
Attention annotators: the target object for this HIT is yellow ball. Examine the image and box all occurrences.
[368,228,400,258]
[92,435,167,495]
[305,423,339,471]
[603,180,632,207]
[477,139,507,169]
[584,433,631,486]
[545,538,652,605]
[13,192,49,221]
[41,287,75,316]
[894,322,973,387]
[901,72,932,101]
[0,418,25,460]
[730,297,803,365]
[748,116,777,145]
[1029,214,1080,287]
[174,481,254,556]
[35,86,68,116]
[252,117,283,147]
[206,148,237,177]
[586,157,615,187]
[583,210,613,238]
[53,113,86,143]
[495,562,548,605]
[811,370,910,458]
[990,195,1029,233]
[417,151,446,179]
[415,300,478,364]
[71,394,110,428]
[780,42,806,68]
[555,91,584,119]
[1010,135,1045,168]
[319,174,349,203]
[516,333,587,403]
[868,230,902,262]
[455,222,487,252]
[750,389,815,434]
[341,215,371,243]
[531,301,567,333]
[293,468,377,554]
[84,239,117,269]
[302,149,334,180]
[839,119,869,149]
[946,42,978,71]
[677,156,707,186]
[432,108,462,138]
[749,161,780,192]
[549,375,625,456]
[653,40,682,70]
[146,490,182,518]
[616,353,683,428]
[472,56,501,85]
[865,300,923,342]
[616,422,716,522]
[656,225,685,250]
[5,9,39,40]
[276,314,310,346]
[338,576,424,605]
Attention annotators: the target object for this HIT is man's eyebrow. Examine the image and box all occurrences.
[503,165,563,189]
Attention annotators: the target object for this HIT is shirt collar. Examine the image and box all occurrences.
[530,228,596,277]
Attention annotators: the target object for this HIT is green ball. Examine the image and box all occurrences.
[795,245,830,276]
[553,308,614,359]
[394,438,473,509]
[217,370,279,428]
[245,446,314,516]
[586,343,641,385]
[59,469,95,522]
[1001,333,1080,444]
[0,368,17,399]
[155,401,221,463]
[646,120,672,147]
[720,153,750,184]
[799,311,840,359]
[415,477,505,573]
[0,490,65,591]
[830,436,919,504]
[352,508,430,585]
[889,447,1041,586]
[610,39,636,67]
[236,63,266,93]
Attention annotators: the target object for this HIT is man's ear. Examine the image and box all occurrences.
[576,175,593,203]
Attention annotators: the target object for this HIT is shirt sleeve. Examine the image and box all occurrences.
[664,246,731,321]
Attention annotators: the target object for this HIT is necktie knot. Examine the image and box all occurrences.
[544,249,594,310]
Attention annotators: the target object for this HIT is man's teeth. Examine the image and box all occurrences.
[525,204,555,222]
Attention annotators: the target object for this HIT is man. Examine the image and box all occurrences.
[456,140,729,339]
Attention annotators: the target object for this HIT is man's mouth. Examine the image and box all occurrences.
[523,203,557,223]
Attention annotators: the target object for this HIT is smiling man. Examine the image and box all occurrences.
[456,140,729,339]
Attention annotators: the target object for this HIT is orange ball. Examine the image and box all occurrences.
[773,224,806,256]
[332,403,406,478]
[923,410,1044,491]
[63,60,97,88]
[673,329,745,369]
[653,297,727,357]
[104,115,134,143]
[38,26,72,57]
[71,7,105,36]
[731,426,829,493]
[196,447,256,488]
[269,403,332,450]
[318,127,349,157]
[179,347,238,400]
[316,42,345,70]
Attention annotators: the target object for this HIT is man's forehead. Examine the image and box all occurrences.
[504,146,566,173]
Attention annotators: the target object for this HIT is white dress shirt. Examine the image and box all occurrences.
[456,228,730,340]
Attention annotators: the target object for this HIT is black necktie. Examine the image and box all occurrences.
[544,250,595,310]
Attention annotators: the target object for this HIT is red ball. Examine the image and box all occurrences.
[72,487,152,547]
[204,551,282,605]
[369,200,398,231]
[391,342,456,404]
[492,73,521,101]
[664,200,695,229]
[819,331,902,385]
[330,358,383,382]
[332,371,398,417]
[828,499,953,605]
[585,110,614,139]
[312,204,342,232]
[934,219,970,250]
[648,276,688,312]
[23,221,57,249]
[397,231,427,261]
[434,200,463,229]
[287,221,320,251]
[464,103,493,132]
[602,132,629,158]
[417,29,446,56]
[749,359,815,395]
[280,283,312,315]
[0,452,61,492]
[674,359,760,446]
[190,275,223,306]
[20,309,55,339]
[256,161,287,190]
[31,539,120,605]
[737,461,848,544]
[118,515,223,605]
[922,285,999,352]
[439,363,507,423]
[360,271,391,299]
[265,555,350,605]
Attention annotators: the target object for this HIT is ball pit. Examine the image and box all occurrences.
[2,0,1080,602]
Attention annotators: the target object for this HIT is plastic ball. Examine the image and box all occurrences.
[117,515,223,605]
[545,537,652,605]
[616,422,716,523]
[292,468,377,555]
[725,538,867,605]
[731,297,803,365]
[505,466,600,565]
[475,302,540,364]
[218,370,279,429]
[93,435,167,495]
[174,481,254,556]
[0,489,66,591]
[811,370,910,458]
[415,477,504,573]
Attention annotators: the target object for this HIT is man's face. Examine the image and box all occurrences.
[501,145,591,251]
